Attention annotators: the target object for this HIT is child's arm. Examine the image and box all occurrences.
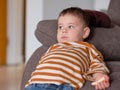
[91,77,105,85]
[92,73,110,90]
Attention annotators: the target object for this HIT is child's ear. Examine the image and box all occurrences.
[83,27,90,39]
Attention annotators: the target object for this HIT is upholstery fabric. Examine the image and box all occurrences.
[35,20,57,46]
[85,10,111,28]
[88,25,120,61]
[108,0,120,26]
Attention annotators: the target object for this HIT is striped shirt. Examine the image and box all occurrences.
[26,41,109,89]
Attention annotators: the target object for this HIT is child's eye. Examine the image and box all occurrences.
[68,25,74,29]
[58,25,63,30]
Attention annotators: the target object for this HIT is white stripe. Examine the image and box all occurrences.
[47,48,88,61]
[39,56,87,73]
[51,42,88,57]
[32,69,83,85]
[44,59,80,70]
[31,75,69,82]
[69,42,86,48]
[91,68,107,72]
[42,50,88,69]
[36,64,83,79]
[90,48,98,56]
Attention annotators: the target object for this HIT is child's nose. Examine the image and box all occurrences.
[62,28,67,33]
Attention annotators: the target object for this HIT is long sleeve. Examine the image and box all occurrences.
[83,45,109,81]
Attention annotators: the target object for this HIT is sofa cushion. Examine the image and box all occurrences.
[85,10,111,28]
[88,25,120,61]
[108,0,120,26]
[35,20,57,47]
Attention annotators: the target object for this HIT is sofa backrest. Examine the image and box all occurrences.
[108,0,120,26]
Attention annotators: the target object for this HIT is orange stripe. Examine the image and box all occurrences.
[43,49,88,72]
[42,56,84,72]
[31,72,83,87]
[35,66,83,81]
[44,52,83,66]
[40,60,80,72]
[71,48,90,70]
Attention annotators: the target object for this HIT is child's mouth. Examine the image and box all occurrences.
[61,36,68,39]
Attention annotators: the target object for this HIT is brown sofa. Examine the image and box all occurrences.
[20,0,120,90]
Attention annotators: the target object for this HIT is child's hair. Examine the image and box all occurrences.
[58,7,90,27]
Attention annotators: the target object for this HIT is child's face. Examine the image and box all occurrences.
[57,14,90,43]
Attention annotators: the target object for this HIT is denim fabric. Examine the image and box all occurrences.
[25,83,74,90]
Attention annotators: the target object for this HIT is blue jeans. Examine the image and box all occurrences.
[25,83,74,90]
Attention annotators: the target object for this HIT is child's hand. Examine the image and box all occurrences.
[92,73,110,90]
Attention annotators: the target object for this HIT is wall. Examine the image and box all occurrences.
[94,0,110,11]
[43,0,110,20]
[25,0,43,61]
[7,0,24,65]
[43,0,95,19]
